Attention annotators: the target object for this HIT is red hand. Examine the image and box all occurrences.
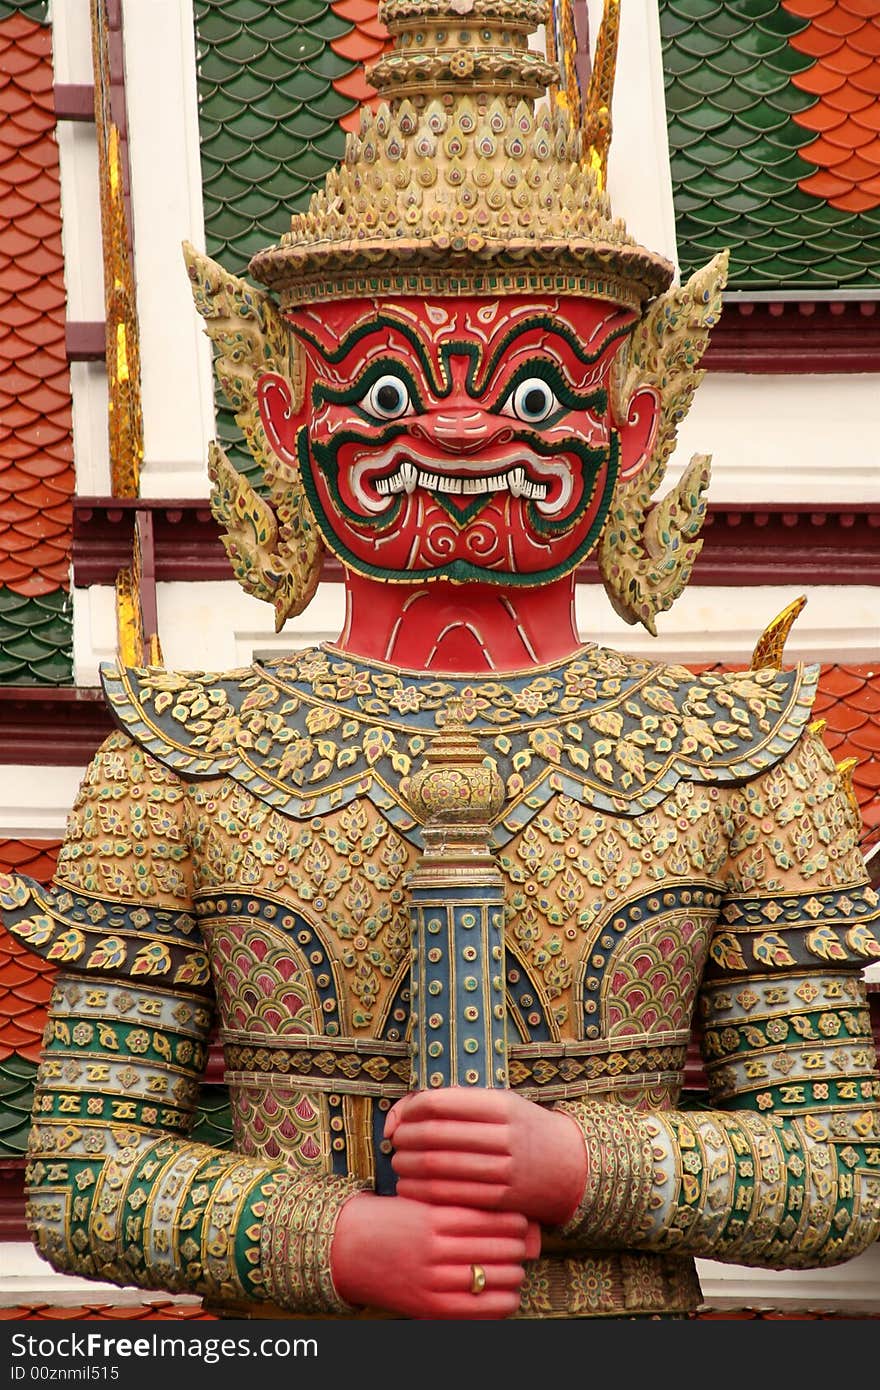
[384,1088,587,1227]
[331,1192,540,1320]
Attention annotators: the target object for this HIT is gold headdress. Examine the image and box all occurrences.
[188,0,728,633]
[248,0,672,310]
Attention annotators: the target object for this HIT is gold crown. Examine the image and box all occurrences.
[248,0,673,309]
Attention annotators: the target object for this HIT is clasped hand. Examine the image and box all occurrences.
[331,1088,586,1319]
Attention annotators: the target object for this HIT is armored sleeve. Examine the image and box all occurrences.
[1,732,366,1313]
[553,728,880,1266]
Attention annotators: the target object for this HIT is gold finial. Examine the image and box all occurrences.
[808,718,827,738]
[583,0,620,189]
[372,0,556,105]
[405,707,505,829]
[750,596,808,671]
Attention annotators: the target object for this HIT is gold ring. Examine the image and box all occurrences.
[470,1264,487,1295]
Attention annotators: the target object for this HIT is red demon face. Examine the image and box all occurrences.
[257,296,658,588]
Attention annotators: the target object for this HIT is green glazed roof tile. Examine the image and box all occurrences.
[195,1,364,485]
[0,3,48,20]
[0,588,72,685]
[0,1054,36,1157]
[191,1084,234,1150]
[661,0,880,290]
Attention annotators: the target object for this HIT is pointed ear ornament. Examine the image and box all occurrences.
[598,250,729,635]
[183,242,323,630]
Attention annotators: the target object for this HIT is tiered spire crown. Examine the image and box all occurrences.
[248,0,673,309]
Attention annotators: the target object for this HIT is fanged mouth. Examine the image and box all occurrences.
[374,462,549,501]
[350,444,573,517]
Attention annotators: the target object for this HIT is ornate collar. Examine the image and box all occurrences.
[103,645,818,846]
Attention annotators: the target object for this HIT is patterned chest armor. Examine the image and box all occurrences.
[4,648,879,1320]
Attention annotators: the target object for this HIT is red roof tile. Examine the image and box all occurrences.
[0,839,59,1063]
[330,0,393,134]
[0,14,73,597]
[785,0,880,210]
[0,1303,874,1320]
[0,1305,218,1321]
[799,665,880,829]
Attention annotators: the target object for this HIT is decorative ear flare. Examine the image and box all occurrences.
[183,242,323,626]
[598,251,729,635]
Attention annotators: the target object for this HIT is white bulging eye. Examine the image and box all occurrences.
[361,375,411,420]
[508,378,560,424]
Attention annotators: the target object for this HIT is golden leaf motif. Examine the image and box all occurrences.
[846,924,880,958]
[588,709,623,739]
[709,932,748,971]
[48,929,86,962]
[614,739,645,782]
[362,728,394,765]
[10,912,53,947]
[806,926,848,961]
[529,729,562,763]
[86,936,126,970]
[174,952,211,987]
[305,705,342,735]
[132,941,172,976]
[682,717,723,754]
[752,933,795,968]
[566,744,590,772]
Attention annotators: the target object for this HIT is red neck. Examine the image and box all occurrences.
[331,571,582,673]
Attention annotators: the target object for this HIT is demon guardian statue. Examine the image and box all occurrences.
[3,0,878,1320]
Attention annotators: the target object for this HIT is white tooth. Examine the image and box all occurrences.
[400,462,418,494]
[508,466,526,498]
[376,477,389,495]
[448,477,463,494]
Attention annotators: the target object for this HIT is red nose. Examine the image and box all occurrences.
[408,410,516,456]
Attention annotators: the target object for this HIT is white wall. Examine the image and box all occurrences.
[52,0,110,497]
[68,580,880,684]
[122,0,215,497]
[670,374,880,505]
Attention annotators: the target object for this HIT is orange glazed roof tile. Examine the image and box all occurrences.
[0,13,73,597]
[330,0,393,133]
[0,1305,218,1321]
[785,0,880,211]
[812,664,880,825]
[0,1303,874,1320]
[0,840,59,1063]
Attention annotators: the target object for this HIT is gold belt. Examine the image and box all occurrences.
[221,1029,690,1103]
[205,1250,701,1320]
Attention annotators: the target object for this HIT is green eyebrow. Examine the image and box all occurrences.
[312,358,427,415]
[475,315,632,393]
[295,311,631,403]
[491,360,608,417]
[293,316,444,395]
